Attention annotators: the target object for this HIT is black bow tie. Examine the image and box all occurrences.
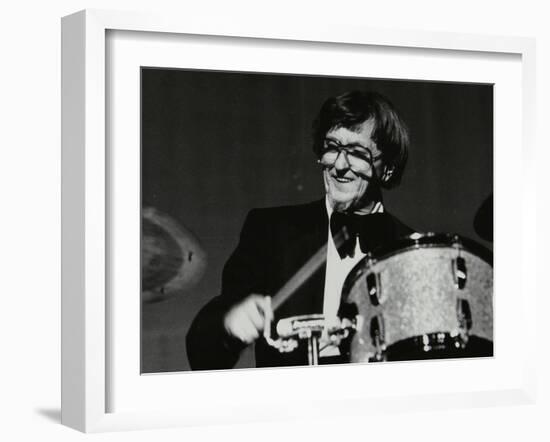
[330,211,394,258]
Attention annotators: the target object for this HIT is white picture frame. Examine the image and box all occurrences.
[61,9,537,433]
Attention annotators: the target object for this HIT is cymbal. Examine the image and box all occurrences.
[142,207,207,303]
[473,194,493,242]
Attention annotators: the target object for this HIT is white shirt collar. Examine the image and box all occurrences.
[324,196,384,218]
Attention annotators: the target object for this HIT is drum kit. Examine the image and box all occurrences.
[264,231,493,364]
[141,207,207,303]
[143,195,493,366]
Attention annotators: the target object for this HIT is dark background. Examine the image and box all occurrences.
[141,68,493,373]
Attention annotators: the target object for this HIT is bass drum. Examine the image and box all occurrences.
[338,233,493,362]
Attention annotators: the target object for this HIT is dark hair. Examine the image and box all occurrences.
[312,90,409,188]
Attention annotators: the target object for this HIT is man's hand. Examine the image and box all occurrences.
[223,295,273,344]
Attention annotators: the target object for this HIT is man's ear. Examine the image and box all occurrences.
[381,165,394,183]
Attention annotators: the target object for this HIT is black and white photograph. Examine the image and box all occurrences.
[4,0,548,439]
[140,68,493,373]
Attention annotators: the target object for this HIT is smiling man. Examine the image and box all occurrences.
[186,90,412,370]
[321,120,385,213]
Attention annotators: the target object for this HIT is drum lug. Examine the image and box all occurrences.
[451,236,467,290]
[369,315,386,361]
[366,272,382,305]
[456,298,473,333]
[452,256,467,289]
[455,298,472,348]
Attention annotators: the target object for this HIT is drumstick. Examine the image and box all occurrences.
[271,228,350,311]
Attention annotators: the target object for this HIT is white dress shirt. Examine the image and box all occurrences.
[320,198,384,357]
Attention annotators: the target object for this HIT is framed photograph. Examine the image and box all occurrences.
[61,9,536,432]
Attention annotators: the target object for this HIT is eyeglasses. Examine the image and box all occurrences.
[319,139,383,170]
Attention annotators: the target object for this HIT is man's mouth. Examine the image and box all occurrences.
[332,175,354,183]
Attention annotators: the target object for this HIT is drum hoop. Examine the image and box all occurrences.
[341,232,493,300]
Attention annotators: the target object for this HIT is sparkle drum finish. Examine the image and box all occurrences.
[339,233,493,362]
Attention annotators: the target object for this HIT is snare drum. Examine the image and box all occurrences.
[339,233,493,362]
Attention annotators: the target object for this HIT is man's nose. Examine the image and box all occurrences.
[334,150,351,170]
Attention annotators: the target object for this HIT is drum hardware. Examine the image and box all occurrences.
[456,297,473,344]
[366,272,382,306]
[452,256,467,289]
[452,236,468,290]
[364,251,382,306]
[361,316,471,361]
[263,314,356,365]
[366,325,473,359]
[365,252,377,272]
[261,227,352,365]
[369,315,387,362]
[404,331,466,353]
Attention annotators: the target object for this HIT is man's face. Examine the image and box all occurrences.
[321,119,384,213]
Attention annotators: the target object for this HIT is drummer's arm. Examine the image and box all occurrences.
[186,294,248,370]
[186,209,270,370]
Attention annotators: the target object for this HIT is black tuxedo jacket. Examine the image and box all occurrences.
[186,199,412,370]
